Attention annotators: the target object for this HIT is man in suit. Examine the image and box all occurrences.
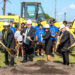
[2,22,15,66]
[21,20,36,63]
[57,24,70,65]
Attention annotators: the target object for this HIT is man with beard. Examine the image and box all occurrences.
[35,21,44,31]
[49,21,58,56]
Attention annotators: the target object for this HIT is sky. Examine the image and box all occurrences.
[0,0,75,21]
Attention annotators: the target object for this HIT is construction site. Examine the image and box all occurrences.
[0,0,75,75]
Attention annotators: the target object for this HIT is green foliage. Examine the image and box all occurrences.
[44,13,54,20]
[8,13,16,16]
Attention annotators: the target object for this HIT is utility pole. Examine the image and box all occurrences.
[55,0,57,20]
[3,0,6,15]
[64,12,66,21]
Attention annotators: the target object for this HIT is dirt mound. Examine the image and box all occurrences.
[0,60,74,75]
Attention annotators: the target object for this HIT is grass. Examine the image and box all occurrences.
[0,48,75,67]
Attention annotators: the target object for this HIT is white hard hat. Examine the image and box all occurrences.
[3,22,9,26]
[44,24,50,28]
[27,19,32,24]
[60,24,65,29]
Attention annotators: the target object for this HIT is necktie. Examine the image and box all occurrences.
[4,31,7,45]
[24,28,30,44]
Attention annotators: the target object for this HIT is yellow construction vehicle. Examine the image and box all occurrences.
[69,20,75,38]
[0,15,20,31]
[20,2,47,26]
[54,22,62,28]
[0,2,48,39]
[0,2,47,31]
[0,2,75,39]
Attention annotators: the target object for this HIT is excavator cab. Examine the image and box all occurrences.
[21,2,46,22]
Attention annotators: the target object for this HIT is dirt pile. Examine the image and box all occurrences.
[0,60,75,75]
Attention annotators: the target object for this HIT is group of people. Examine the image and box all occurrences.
[2,19,72,66]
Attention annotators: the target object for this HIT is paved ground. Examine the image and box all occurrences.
[0,60,75,75]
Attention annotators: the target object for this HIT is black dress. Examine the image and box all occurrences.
[43,30,52,55]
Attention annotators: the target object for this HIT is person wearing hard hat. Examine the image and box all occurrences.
[57,24,70,65]
[60,24,65,31]
[43,24,52,61]
[2,22,15,66]
[35,24,45,57]
[21,19,36,63]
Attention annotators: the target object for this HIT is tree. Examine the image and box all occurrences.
[44,13,54,20]
[8,13,16,16]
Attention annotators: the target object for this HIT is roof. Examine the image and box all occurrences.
[21,2,41,4]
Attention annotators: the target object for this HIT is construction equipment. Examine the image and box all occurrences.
[0,2,75,39]
[21,2,47,26]
[68,20,75,38]
[0,2,47,31]
[0,15,21,31]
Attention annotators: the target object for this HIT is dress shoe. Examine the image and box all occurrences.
[5,62,9,65]
[21,60,27,63]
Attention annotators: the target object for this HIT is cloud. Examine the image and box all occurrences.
[69,4,75,9]
[57,4,75,16]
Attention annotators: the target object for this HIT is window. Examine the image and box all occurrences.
[21,3,46,21]
[26,5,36,20]
[38,4,45,21]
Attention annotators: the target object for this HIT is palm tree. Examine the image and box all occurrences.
[0,0,11,15]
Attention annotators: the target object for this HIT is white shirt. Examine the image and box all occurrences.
[18,35,22,42]
[15,30,23,42]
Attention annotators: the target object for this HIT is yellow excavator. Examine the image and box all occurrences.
[11,1,75,38]
[20,2,47,26]
[0,2,75,38]
[0,2,47,31]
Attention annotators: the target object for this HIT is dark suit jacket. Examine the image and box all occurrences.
[43,30,51,46]
[57,30,70,53]
[21,27,36,45]
[2,29,16,49]
[43,30,52,52]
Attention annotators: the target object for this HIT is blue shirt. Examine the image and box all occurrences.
[35,26,44,31]
[36,29,45,43]
[49,25,58,40]
[10,27,16,34]
[31,26,35,29]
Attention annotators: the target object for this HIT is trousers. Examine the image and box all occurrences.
[5,51,14,66]
[23,43,34,61]
[62,51,69,65]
